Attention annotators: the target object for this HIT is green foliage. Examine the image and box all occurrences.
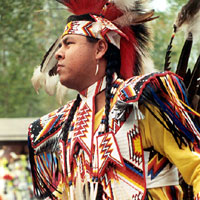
[0,0,70,117]
[150,1,183,71]
[0,0,43,117]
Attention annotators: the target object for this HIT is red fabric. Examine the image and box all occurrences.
[3,174,13,180]
[194,193,200,200]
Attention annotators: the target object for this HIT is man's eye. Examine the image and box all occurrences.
[65,41,73,45]
[58,43,62,48]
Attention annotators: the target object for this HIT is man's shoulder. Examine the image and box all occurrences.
[118,71,180,102]
[28,100,75,149]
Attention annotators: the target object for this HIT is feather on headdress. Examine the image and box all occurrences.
[56,0,107,15]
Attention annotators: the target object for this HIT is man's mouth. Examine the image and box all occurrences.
[57,64,64,73]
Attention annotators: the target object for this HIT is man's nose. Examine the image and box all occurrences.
[55,47,64,60]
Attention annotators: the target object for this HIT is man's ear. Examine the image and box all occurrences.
[95,40,108,60]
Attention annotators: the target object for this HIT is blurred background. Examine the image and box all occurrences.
[0,0,197,199]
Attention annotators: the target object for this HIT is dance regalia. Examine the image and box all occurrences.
[28,72,200,200]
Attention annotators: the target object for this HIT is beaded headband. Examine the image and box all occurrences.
[62,15,128,49]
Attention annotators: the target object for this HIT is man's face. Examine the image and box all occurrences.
[55,34,98,91]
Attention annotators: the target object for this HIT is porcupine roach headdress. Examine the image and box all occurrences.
[32,0,157,102]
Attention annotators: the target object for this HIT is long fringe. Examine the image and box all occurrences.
[28,138,61,199]
[139,73,200,148]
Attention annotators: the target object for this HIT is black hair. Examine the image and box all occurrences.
[104,43,121,132]
[62,14,121,134]
[130,24,150,76]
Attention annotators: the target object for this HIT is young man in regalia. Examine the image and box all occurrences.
[28,0,200,199]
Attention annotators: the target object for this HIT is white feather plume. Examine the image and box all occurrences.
[112,0,135,11]
[112,0,148,11]
[135,46,158,74]
[31,66,71,104]
[31,65,60,96]
[44,74,59,96]
[56,82,69,104]
[142,54,158,74]
[31,66,46,94]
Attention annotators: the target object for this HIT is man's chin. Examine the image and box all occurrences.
[59,79,77,91]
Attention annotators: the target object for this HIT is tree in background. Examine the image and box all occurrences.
[0,0,71,117]
[0,0,195,117]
